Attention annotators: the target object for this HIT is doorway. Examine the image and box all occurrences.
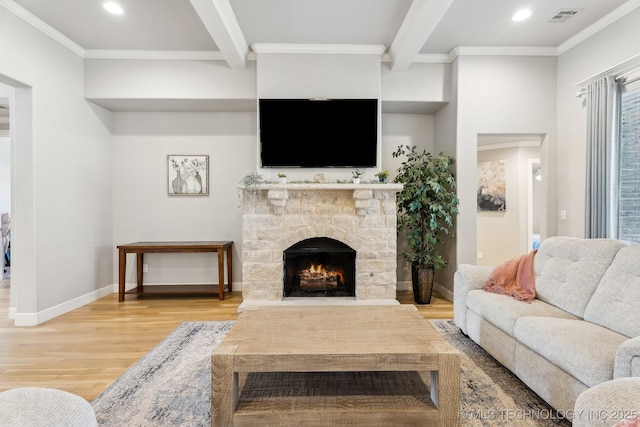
[0,76,36,323]
[476,134,543,266]
[0,88,10,309]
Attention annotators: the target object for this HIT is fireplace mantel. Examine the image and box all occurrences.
[239,182,402,310]
[238,183,403,215]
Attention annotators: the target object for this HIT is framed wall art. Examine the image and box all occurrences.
[477,160,506,211]
[167,155,209,196]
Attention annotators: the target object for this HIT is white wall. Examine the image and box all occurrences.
[111,112,255,286]
[381,113,435,288]
[431,59,459,297]
[454,55,557,288]
[0,8,113,324]
[85,59,256,101]
[381,62,450,103]
[556,7,640,237]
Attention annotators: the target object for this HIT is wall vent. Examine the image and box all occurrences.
[548,9,582,23]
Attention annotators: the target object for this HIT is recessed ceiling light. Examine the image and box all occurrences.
[512,9,532,22]
[103,1,124,15]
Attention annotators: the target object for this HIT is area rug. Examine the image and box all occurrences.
[92,319,571,426]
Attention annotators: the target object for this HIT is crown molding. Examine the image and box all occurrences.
[450,46,558,58]
[1,0,84,57]
[558,0,640,55]
[252,43,386,56]
[83,50,227,60]
[381,53,450,64]
[408,53,451,64]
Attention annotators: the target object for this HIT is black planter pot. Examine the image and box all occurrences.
[411,264,434,304]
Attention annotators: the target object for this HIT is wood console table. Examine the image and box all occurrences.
[117,241,233,302]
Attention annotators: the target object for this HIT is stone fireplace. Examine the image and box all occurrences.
[239,183,403,310]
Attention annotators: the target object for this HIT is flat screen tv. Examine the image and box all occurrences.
[259,98,378,168]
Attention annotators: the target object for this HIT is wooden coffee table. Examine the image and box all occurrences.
[211,305,460,426]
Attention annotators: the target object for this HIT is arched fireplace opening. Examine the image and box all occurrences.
[283,237,356,297]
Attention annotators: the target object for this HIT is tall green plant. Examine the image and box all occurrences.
[393,145,459,270]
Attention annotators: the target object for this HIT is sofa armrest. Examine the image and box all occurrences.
[614,336,640,378]
[453,264,493,334]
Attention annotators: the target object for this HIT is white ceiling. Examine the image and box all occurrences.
[6,0,638,70]
[2,0,638,115]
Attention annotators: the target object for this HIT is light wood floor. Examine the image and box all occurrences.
[0,283,453,401]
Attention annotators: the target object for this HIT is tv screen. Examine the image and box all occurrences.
[259,98,378,168]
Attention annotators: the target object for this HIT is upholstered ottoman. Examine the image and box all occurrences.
[0,387,97,427]
[573,378,640,427]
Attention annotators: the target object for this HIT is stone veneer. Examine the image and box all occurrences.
[239,183,403,309]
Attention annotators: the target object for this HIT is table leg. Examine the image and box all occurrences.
[211,345,238,426]
[118,249,126,302]
[433,352,460,427]
[217,250,225,300]
[226,245,233,292]
[136,253,144,290]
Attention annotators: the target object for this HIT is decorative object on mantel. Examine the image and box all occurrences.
[313,173,326,183]
[277,172,287,184]
[167,155,209,196]
[352,169,364,184]
[238,172,264,206]
[393,145,459,304]
[375,170,390,183]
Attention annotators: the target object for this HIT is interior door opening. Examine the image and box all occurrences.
[476,134,543,266]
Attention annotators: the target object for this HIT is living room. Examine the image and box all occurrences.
[1,0,640,424]
[1,1,638,326]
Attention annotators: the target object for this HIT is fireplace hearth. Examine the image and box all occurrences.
[284,237,355,297]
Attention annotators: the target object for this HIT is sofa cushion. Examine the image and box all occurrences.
[514,317,629,387]
[533,236,626,318]
[573,377,640,427]
[466,289,578,336]
[584,245,640,338]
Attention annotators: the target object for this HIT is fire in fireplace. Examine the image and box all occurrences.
[283,237,356,297]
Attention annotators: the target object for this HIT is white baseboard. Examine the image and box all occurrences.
[8,279,452,326]
[396,280,453,303]
[12,285,114,326]
[434,282,453,302]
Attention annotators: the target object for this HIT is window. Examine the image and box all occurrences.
[618,77,640,241]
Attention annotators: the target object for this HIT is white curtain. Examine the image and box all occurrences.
[584,77,622,238]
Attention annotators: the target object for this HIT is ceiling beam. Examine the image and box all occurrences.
[388,0,454,71]
[189,0,249,69]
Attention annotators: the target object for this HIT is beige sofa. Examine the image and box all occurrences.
[454,236,640,414]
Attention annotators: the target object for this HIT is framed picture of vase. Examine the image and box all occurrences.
[167,154,209,196]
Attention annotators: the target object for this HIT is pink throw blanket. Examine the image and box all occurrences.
[483,250,537,303]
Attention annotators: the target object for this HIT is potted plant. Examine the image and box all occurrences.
[352,169,364,184]
[277,172,287,184]
[392,145,459,304]
[375,170,390,183]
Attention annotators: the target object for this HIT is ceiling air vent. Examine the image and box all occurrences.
[548,9,582,23]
